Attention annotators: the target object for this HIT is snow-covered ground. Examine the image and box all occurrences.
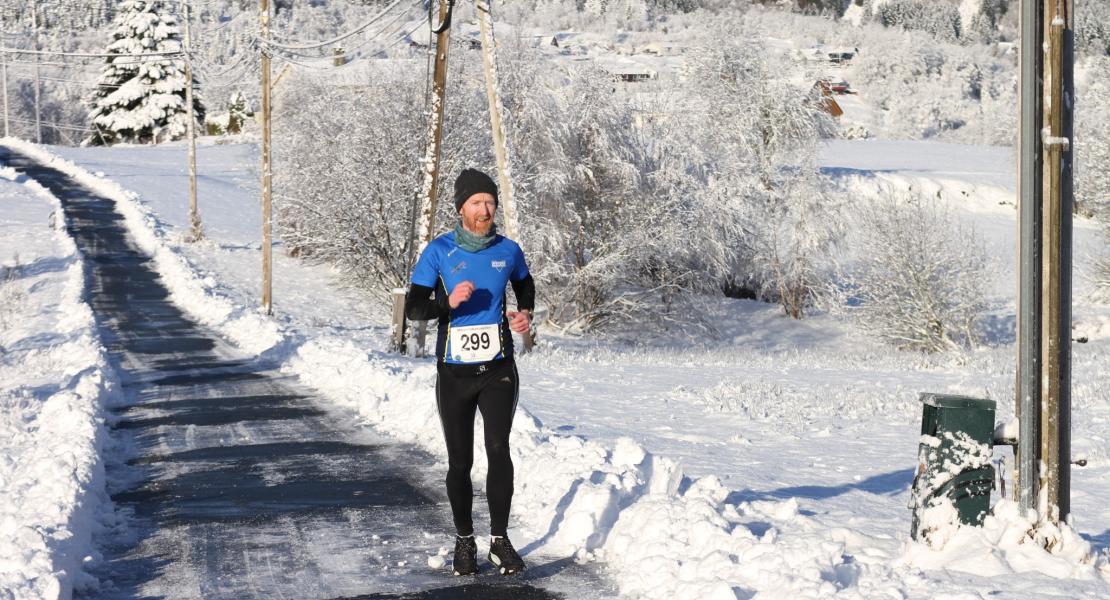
[0,159,116,599]
[5,137,1110,598]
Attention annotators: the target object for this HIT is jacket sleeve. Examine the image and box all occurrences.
[510,274,535,312]
[405,282,449,321]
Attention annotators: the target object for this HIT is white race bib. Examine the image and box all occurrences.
[449,323,501,363]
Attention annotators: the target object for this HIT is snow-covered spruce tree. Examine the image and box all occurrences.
[86,0,204,145]
[226,91,249,134]
[845,190,990,353]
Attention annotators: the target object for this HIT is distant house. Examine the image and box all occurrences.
[799,46,859,65]
[813,80,843,118]
[597,58,658,83]
[826,47,858,64]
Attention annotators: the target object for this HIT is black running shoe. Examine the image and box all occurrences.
[487,536,526,575]
[452,535,478,576]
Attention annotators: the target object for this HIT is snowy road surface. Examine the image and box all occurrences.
[0,147,616,599]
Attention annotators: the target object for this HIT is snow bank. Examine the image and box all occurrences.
[0,162,118,599]
[901,500,1109,581]
[0,138,283,356]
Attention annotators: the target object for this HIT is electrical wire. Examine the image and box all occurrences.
[257,0,412,51]
[0,47,184,59]
[265,5,425,63]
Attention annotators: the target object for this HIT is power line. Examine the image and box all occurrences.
[257,0,413,51]
[6,116,93,133]
[265,7,425,63]
[0,47,184,59]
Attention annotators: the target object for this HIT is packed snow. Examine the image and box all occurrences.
[0,136,1101,598]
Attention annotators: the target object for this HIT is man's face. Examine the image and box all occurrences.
[459,192,496,235]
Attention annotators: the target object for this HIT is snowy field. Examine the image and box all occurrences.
[3,137,1110,598]
[0,161,116,598]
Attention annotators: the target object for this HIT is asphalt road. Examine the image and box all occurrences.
[0,146,617,600]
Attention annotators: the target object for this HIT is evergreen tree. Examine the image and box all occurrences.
[85,0,204,145]
[226,91,249,134]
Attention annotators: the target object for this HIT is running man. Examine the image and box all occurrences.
[405,168,535,576]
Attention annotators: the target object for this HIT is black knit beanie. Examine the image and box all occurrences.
[453,168,498,212]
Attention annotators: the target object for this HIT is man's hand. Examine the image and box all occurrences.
[448,281,475,309]
[507,310,531,333]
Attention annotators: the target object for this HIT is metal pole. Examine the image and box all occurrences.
[1016,0,1044,517]
[30,1,41,144]
[409,0,453,355]
[476,0,533,353]
[183,0,202,242]
[260,0,273,315]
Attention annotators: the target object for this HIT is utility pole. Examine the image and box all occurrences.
[30,1,41,144]
[2,51,9,138]
[402,0,453,355]
[260,0,273,315]
[182,0,202,242]
[476,0,533,353]
[1040,0,1073,525]
[1016,0,1074,528]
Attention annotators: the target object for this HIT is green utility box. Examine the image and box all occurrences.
[910,393,997,541]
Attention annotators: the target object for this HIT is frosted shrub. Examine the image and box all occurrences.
[274,71,426,295]
[274,58,494,298]
[682,22,840,318]
[497,42,733,332]
[846,191,990,353]
[847,26,1016,144]
[0,254,24,337]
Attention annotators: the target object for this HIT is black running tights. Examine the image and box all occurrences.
[435,360,519,537]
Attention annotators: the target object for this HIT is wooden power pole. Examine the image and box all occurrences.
[182,0,203,243]
[1017,0,1074,527]
[2,51,9,138]
[260,0,273,315]
[476,0,533,353]
[30,1,41,144]
[1039,0,1073,525]
[401,0,453,355]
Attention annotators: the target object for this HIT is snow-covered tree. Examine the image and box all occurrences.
[226,90,248,134]
[847,24,1015,144]
[843,190,990,352]
[1076,0,1110,57]
[1076,57,1110,219]
[274,69,426,294]
[85,0,204,145]
[682,23,839,318]
[871,0,963,43]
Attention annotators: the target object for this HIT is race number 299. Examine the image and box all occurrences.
[449,323,501,363]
